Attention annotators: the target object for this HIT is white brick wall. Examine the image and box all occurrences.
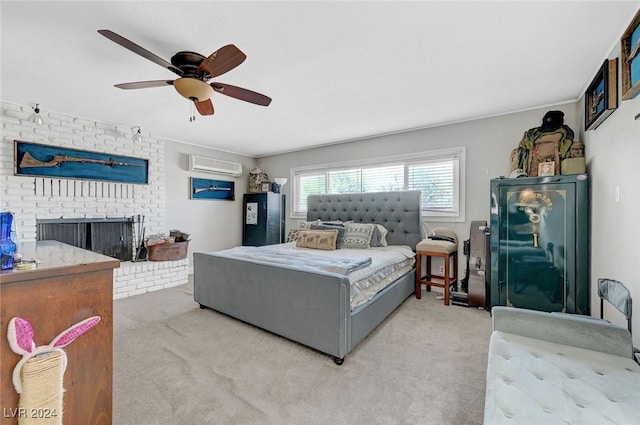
[1,101,187,298]
[113,259,190,300]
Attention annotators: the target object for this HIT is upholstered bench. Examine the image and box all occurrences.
[484,307,640,425]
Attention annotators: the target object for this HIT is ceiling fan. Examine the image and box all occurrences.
[98,29,271,116]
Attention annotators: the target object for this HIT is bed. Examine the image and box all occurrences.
[193,190,421,364]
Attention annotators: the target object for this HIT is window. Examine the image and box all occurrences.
[291,147,465,220]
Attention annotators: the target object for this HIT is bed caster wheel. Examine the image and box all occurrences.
[199,304,206,309]
[333,357,344,366]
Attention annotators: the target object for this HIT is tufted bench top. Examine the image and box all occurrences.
[485,307,640,425]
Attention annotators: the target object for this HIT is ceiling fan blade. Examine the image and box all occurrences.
[114,80,174,90]
[195,99,215,115]
[211,83,272,106]
[98,29,183,76]
[197,45,246,78]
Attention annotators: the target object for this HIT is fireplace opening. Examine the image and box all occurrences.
[37,218,134,261]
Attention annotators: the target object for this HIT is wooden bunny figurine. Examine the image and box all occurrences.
[7,316,101,425]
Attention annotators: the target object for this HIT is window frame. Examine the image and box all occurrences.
[290,146,465,222]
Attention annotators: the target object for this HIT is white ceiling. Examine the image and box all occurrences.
[2,1,639,157]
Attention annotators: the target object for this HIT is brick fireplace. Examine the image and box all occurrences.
[0,101,189,298]
[37,217,134,261]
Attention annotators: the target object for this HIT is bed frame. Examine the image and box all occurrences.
[193,190,421,364]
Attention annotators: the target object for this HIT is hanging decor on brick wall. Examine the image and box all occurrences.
[190,177,234,200]
[14,140,149,184]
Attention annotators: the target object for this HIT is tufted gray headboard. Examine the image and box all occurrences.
[306,190,421,249]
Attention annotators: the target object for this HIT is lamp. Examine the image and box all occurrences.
[173,78,214,102]
[273,177,288,194]
[132,126,143,143]
[272,178,288,244]
[28,103,44,125]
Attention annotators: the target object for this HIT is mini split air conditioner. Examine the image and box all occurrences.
[188,155,243,177]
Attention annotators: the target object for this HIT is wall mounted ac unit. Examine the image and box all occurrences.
[188,155,243,177]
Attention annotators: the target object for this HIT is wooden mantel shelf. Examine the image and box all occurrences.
[0,240,119,425]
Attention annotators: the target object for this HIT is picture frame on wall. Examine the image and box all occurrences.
[584,59,618,131]
[538,161,555,177]
[261,182,271,192]
[190,177,235,200]
[14,140,149,184]
[621,8,640,100]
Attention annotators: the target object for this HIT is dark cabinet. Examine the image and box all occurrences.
[243,193,286,246]
[489,175,589,314]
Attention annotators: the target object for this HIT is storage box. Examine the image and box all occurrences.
[147,241,189,261]
[561,157,586,175]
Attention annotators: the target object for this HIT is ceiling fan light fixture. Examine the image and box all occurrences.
[173,78,214,102]
[28,103,44,125]
[132,126,143,143]
[100,30,270,114]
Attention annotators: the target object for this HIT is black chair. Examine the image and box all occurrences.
[598,278,632,335]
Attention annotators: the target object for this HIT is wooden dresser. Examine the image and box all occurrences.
[0,241,119,425]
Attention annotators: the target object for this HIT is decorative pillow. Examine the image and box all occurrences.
[298,219,321,229]
[296,229,338,250]
[342,223,375,249]
[369,225,382,247]
[287,228,304,242]
[370,224,389,247]
[310,224,346,248]
[322,220,344,227]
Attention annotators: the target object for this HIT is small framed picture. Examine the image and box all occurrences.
[621,8,640,100]
[261,182,271,192]
[538,161,555,177]
[584,59,618,130]
[190,177,235,201]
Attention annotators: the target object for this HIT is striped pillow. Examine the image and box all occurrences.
[342,223,375,249]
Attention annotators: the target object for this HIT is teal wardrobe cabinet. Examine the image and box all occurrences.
[242,193,286,246]
[489,174,589,314]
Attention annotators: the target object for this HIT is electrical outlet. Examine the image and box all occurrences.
[439,265,445,275]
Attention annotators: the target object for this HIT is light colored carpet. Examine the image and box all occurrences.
[113,282,492,425]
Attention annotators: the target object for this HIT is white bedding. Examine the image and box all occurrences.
[212,244,373,275]
[217,242,415,309]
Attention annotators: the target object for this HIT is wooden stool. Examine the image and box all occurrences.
[415,228,458,306]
